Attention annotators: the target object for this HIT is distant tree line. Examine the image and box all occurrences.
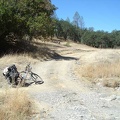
[0,0,120,51]
[53,11,120,48]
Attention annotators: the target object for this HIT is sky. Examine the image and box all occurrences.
[51,0,120,33]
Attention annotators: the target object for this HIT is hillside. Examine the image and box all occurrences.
[0,40,120,120]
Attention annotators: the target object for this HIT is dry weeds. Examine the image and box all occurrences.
[0,54,38,70]
[0,89,34,120]
[78,62,120,78]
[0,43,37,119]
[75,49,120,88]
[0,39,61,120]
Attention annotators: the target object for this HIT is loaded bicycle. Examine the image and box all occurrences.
[3,64,44,87]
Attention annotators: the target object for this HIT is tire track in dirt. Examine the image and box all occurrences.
[28,55,97,120]
[28,45,120,120]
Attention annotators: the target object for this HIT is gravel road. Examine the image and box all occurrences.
[27,46,120,120]
[0,42,119,120]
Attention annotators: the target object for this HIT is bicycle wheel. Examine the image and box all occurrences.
[31,72,44,84]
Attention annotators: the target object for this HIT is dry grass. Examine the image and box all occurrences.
[0,41,44,119]
[102,78,120,88]
[64,41,71,47]
[0,39,60,85]
[0,54,38,70]
[1,39,60,62]
[79,62,120,78]
[75,50,120,88]
[0,39,62,119]
[0,89,34,120]
[76,62,120,88]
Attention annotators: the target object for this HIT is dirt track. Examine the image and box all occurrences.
[26,42,120,120]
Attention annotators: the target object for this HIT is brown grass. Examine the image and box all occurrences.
[64,41,71,47]
[75,49,120,88]
[0,89,34,120]
[0,41,44,119]
[0,39,62,119]
[0,54,38,70]
[102,78,120,88]
[76,62,120,88]
[79,62,120,78]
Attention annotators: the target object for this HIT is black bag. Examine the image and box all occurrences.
[7,64,19,84]
[8,64,17,73]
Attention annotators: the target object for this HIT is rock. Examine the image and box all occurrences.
[100,95,117,101]
[109,95,117,101]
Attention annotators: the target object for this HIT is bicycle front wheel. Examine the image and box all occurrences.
[31,73,44,84]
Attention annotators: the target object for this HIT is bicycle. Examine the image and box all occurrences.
[19,63,44,86]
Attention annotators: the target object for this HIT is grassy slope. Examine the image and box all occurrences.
[0,39,120,119]
[0,89,35,120]
[0,40,55,120]
[75,49,120,88]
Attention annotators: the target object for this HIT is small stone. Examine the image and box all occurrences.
[110,95,117,101]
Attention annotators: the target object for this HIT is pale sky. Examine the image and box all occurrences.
[51,0,120,32]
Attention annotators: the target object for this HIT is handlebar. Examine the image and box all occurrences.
[25,63,32,72]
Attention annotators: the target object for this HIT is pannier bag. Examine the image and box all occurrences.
[3,64,19,84]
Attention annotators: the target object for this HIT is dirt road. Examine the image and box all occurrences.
[28,43,120,120]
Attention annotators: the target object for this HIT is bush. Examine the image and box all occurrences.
[0,0,56,46]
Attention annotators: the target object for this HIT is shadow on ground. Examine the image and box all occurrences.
[0,40,79,61]
[52,55,79,61]
[0,40,60,60]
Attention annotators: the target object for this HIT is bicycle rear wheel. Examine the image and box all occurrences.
[31,72,44,84]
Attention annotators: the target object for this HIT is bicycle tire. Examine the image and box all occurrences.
[31,72,44,84]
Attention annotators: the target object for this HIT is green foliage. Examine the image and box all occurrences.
[54,15,120,48]
[53,11,120,48]
[1,1,120,51]
[81,30,118,48]
[0,0,56,45]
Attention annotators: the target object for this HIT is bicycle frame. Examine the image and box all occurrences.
[19,63,44,85]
